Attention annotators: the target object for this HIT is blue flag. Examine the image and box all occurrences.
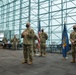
[62,22,69,58]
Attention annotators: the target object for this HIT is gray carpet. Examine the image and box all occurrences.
[0,49,76,75]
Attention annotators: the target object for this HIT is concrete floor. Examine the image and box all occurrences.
[0,49,76,75]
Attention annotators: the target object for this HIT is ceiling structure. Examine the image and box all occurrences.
[0,0,76,45]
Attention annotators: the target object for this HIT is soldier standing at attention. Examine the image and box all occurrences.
[2,37,7,49]
[11,35,18,50]
[21,22,34,65]
[40,28,48,56]
[70,25,76,63]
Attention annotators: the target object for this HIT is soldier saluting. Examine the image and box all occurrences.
[21,22,35,65]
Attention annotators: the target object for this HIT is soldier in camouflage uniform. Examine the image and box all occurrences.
[40,29,48,56]
[17,38,20,49]
[21,22,35,65]
[70,25,76,63]
[11,35,18,50]
[33,34,38,56]
[2,37,7,49]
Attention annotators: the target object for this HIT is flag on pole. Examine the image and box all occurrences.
[62,21,69,58]
[38,18,41,49]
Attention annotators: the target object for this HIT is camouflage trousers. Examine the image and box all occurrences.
[40,43,46,55]
[33,44,37,54]
[71,44,76,59]
[12,43,17,50]
[23,44,33,62]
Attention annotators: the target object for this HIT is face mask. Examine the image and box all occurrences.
[42,30,44,32]
[26,25,29,28]
[73,28,76,31]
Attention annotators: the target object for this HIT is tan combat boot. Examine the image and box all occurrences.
[28,60,32,65]
[70,60,75,63]
[43,53,46,56]
[21,60,27,64]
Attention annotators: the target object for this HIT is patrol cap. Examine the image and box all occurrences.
[73,25,76,29]
[26,22,30,26]
[41,28,44,30]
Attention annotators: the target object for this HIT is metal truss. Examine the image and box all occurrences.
[0,0,76,45]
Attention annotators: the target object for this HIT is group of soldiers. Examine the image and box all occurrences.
[2,22,48,65]
[21,22,76,64]
[21,22,48,65]
[2,22,76,64]
[2,35,20,50]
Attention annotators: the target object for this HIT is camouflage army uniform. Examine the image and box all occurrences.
[40,29,48,56]
[2,37,7,48]
[70,31,76,62]
[11,36,18,50]
[17,39,20,49]
[33,34,38,56]
[21,23,34,64]
[2,37,7,44]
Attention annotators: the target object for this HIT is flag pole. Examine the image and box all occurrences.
[36,17,41,56]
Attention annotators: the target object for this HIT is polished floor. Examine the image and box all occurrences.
[0,49,76,75]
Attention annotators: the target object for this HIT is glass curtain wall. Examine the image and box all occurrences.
[0,0,76,45]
